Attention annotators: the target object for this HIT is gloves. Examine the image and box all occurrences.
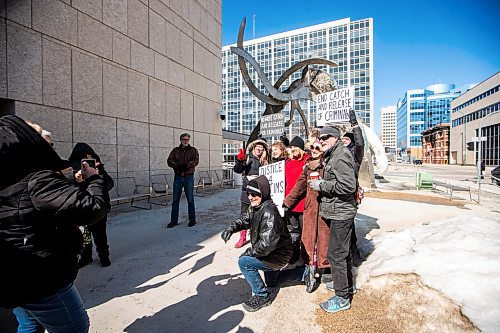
[309,179,324,192]
[280,132,290,147]
[349,109,358,126]
[236,148,246,161]
[240,247,252,257]
[221,229,232,243]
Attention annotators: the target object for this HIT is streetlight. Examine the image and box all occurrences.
[476,110,499,204]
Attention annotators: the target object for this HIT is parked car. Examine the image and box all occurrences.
[413,159,423,165]
[491,165,500,186]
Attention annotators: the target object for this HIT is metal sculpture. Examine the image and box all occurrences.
[230,17,338,143]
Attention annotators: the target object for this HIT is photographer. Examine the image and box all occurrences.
[0,115,108,333]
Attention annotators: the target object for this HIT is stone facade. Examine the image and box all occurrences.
[0,0,223,186]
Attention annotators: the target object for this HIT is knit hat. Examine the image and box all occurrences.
[246,175,271,200]
[343,132,354,143]
[289,136,305,151]
[320,126,340,138]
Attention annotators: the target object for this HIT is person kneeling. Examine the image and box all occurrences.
[221,175,293,312]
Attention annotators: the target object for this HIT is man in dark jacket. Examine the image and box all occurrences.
[221,175,292,312]
[309,126,357,314]
[167,133,199,228]
[0,115,108,332]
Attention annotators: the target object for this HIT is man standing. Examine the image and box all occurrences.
[167,133,199,228]
[309,126,357,313]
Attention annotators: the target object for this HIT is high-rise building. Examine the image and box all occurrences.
[380,105,397,149]
[450,72,500,166]
[221,17,374,160]
[396,83,466,160]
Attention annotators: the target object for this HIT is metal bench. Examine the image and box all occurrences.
[415,172,433,190]
[149,173,173,206]
[195,170,214,196]
[215,168,235,188]
[109,177,151,209]
[433,180,472,201]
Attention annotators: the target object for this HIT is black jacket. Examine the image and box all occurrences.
[225,176,292,270]
[346,126,365,177]
[0,115,109,308]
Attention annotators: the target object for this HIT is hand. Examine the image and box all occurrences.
[236,148,246,161]
[179,164,188,171]
[349,109,358,126]
[221,229,232,243]
[282,204,289,213]
[82,162,98,179]
[74,170,84,183]
[309,179,324,191]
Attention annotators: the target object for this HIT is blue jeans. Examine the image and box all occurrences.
[13,283,89,333]
[238,255,273,297]
[170,175,195,223]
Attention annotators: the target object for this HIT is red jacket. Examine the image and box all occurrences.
[285,154,309,212]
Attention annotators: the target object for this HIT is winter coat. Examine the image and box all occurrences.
[0,115,109,308]
[284,154,309,213]
[318,141,357,221]
[225,175,292,270]
[284,158,330,268]
[346,126,364,177]
[167,144,199,176]
[233,139,269,205]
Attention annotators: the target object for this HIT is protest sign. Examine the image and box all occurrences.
[260,113,285,138]
[316,87,354,126]
[259,160,285,216]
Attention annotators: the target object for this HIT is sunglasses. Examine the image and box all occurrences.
[311,146,322,151]
[247,192,260,198]
[319,135,333,141]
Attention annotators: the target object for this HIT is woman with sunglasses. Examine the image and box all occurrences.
[284,140,330,293]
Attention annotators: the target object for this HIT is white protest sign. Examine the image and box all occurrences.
[259,160,285,217]
[260,113,285,138]
[315,87,354,126]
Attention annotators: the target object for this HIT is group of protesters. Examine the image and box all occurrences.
[222,109,365,313]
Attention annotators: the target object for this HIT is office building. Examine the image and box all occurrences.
[450,72,500,166]
[0,0,223,183]
[221,17,374,160]
[396,83,465,160]
[380,105,397,150]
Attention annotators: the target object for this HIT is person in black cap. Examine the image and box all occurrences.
[0,115,108,333]
[309,125,357,314]
[221,175,292,312]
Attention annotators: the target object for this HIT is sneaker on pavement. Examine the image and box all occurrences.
[166,221,178,228]
[325,281,357,294]
[188,220,196,227]
[242,295,271,312]
[320,295,351,313]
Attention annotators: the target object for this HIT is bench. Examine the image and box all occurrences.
[433,180,472,201]
[109,177,151,209]
[215,168,235,188]
[195,170,214,196]
[149,173,173,206]
[415,172,433,190]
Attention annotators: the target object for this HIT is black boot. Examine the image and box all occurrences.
[99,255,111,267]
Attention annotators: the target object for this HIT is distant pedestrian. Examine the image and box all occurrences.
[221,176,293,312]
[167,133,199,228]
[310,126,357,313]
[233,137,270,248]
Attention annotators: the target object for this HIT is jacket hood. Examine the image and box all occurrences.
[68,142,102,170]
[246,138,270,154]
[0,115,69,189]
[246,175,271,201]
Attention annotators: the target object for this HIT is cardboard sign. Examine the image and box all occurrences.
[259,160,285,217]
[316,87,354,126]
[260,113,285,138]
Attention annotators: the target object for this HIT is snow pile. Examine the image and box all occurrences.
[356,215,500,333]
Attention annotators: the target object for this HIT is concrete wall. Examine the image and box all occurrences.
[0,0,222,186]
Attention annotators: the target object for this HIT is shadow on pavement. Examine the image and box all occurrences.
[354,212,380,259]
[124,273,252,333]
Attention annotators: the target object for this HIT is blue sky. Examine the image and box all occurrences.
[222,0,500,134]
